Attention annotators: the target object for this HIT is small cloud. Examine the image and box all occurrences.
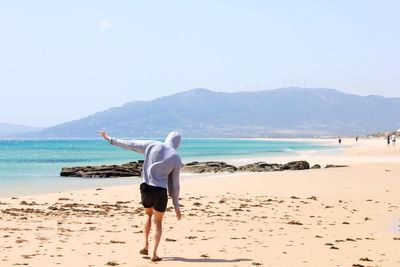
[99,18,111,32]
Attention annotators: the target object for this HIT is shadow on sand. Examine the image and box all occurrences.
[162,257,253,263]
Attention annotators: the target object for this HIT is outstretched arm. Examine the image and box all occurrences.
[98,130,153,154]
[98,130,110,140]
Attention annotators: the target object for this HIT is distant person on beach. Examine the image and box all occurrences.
[338,138,342,145]
[392,135,396,147]
[387,136,391,146]
[355,136,358,142]
[98,130,182,262]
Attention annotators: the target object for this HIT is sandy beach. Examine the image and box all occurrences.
[1,137,399,267]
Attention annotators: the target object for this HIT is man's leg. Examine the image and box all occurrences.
[151,210,164,261]
[141,208,153,254]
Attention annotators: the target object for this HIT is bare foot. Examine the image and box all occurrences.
[151,256,161,262]
[139,249,148,255]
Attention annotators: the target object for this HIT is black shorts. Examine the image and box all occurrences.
[140,183,168,212]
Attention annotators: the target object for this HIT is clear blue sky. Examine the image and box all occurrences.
[1,0,399,127]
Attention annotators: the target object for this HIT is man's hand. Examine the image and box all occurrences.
[175,209,182,220]
[98,130,109,140]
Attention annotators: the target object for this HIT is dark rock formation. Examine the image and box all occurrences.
[237,162,281,172]
[325,164,348,168]
[186,160,310,173]
[182,161,237,173]
[60,161,143,178]
[281,161,310,170]
[60,160,343,178]
[238,161,310,172]
[311,164,321,169]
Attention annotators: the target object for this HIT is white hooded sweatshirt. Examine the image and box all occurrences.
[106,131,182,211]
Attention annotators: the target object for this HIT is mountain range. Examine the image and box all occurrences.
[5,87,400,138]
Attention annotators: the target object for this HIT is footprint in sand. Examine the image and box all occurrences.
[105,261,119,266]
[359,257,373,262]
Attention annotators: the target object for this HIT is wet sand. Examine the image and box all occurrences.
[1,137,399,266]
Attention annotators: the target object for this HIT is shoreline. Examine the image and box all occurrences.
[0,137,338,198]
[1,137,396,199]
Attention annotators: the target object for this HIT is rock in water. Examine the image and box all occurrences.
[60,161,143,178]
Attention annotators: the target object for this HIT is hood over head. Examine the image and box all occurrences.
[164,131,181,149]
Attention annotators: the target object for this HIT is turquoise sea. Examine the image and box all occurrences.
[0,139,331,197]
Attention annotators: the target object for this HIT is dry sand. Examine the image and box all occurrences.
[1,138,399,267]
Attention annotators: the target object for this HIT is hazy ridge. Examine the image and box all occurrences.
[6,87,400,138]
[0,123,43,137]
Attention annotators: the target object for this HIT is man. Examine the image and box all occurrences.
[98,130,182,262]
